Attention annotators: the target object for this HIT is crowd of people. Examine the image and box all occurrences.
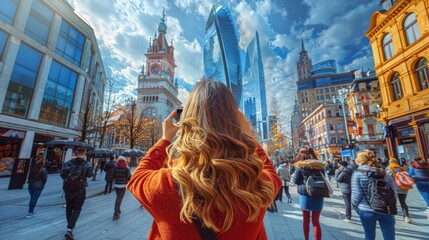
[23,79,429,240]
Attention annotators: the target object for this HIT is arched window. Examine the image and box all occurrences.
[415,58,429,91]
[390,73,403,101]
[404,13,420,45]
[382,33,394,60]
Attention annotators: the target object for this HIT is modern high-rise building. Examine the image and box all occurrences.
[136,9,181,123]
[242,31,268,141]
[203,4,242,105]
[0,0,106,176]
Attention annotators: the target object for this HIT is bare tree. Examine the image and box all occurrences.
[99,78,117,148]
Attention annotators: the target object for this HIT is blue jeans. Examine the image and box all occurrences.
[416,182,429,208]
[359,210,395,240]
[28,186,44,213]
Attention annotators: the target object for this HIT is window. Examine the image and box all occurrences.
[325,88,329,93]
[39,61,77,127]
[24,0,53,45]
[56,20,85,66]
[337,123,343,130]
[390,73,403,101]
[404,13,420,45]
[327,110,332,117]
[331,87,335,92]
[382,33,394,61]
[0,30,7,58]
[415,58,429,91]
[2,43,42,117]
[329,124,334,130]
[0,0,19,25]
[367,124,375,137]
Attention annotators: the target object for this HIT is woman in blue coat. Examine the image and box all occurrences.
[292,146,326,240]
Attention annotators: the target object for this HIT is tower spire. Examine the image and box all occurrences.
[301,38,305,52]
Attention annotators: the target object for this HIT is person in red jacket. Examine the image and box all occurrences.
[127,79,281,240]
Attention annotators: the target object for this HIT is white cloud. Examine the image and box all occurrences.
[303,0,359,26]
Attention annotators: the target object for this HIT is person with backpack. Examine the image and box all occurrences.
[26,156,47,219]
[292,146,328,240]
[277,162,292,203]
[387,157,412,223]
[112,156,131,221]
[60,147,93,240]
[104,157,116,194]
[351,149,396,240]
[335,161,353,223]
[408,155,429,219]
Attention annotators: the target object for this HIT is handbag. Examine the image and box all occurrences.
[394,172,414,190]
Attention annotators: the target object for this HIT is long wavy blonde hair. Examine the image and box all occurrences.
[168,80,275,232]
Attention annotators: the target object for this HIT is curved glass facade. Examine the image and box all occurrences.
[204,5,242,105]
[242,32,268,140]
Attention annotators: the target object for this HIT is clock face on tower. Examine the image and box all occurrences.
[150,64,160,75]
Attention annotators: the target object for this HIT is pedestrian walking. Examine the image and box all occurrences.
[60,147,93,240]
[408,155,429,218]
[326,161,336,182]
[99,157,106,173]
[112,156,131,221]
[387,157,412,223]
[127,79,281,239]
[277,162,292,203]
[26,156,47,218]
[104,157,116,194]
[351,149,396,240]
[292,146,327,240]
[335,161,353,222]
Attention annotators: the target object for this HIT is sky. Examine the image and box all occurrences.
[68,0,381,130]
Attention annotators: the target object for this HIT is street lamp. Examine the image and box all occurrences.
[333,87,351,145]
[99,114,109,148]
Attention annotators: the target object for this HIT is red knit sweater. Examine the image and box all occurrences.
[127,139,281,240]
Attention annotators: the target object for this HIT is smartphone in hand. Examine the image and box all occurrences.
[175,106,183,122]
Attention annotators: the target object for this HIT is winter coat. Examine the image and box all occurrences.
[408,160,429,182]
[292,160,326,196]
[351,165,396,213]
[113,166,131,185]
[60,157,93,188]
[335,167,353,194]
[28,168,47,189]
[277,165,290,186]
[104,160,116,181]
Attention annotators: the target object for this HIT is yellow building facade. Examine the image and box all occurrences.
[366,0,429,160]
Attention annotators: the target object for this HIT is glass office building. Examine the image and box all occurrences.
[203,5,242,105]
[0,0,106,176]
[242,32,268,140]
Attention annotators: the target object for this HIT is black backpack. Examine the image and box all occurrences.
[63,163,85,193]
[361,172,397,215]
[306,172,331,198]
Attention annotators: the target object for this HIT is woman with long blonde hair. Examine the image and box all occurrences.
[128,79,281,239]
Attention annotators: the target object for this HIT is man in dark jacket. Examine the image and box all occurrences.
[60,147,93,240]
[335,161,353,222]
[112,156,131,220]
[104,157,116,194]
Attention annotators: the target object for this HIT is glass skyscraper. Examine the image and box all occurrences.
[203,5,242,105]
[242,31,268,140]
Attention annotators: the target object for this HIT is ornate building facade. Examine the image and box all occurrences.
[366,0,429,160]
[136,9,181,122]
[346,73,387,158]
[297,103,349,161]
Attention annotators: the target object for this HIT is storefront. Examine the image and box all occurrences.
[387,111,429,161]
[0,128,25,177]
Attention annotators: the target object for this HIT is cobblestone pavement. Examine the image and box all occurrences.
[1,173,428,240]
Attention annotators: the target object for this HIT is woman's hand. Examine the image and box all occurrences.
[162,110,180,142]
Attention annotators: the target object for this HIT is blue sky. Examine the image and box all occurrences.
[68,0,380,129]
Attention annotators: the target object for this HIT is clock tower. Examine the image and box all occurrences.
[137,8,181,122]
